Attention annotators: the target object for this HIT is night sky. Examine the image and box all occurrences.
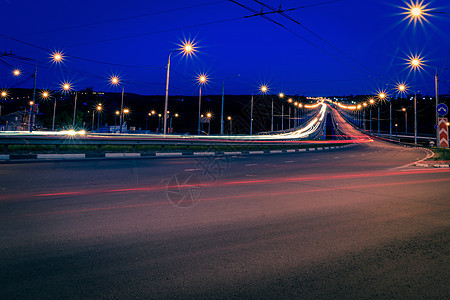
[2,0,450,96]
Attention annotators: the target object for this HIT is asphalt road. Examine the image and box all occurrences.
[1,140,449,299]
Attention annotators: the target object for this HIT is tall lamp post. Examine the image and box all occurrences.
[278,93,285,131]
[287,98,293,129]
[368,98,375,132]
[197,74,208,135]
[407,54,444,146]
[402,107,408,134]
[164,41,195,135]
[206,112,212,135]
[378,92,387,134]
[259,85,269,130]
[96,104,102,131]
[228,116,232,135]
[221,74,240,135]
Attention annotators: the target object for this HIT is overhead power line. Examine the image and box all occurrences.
[30,1,227,35]
[0,33,163,69]
[227,0,374,77]
[251,0,381,78]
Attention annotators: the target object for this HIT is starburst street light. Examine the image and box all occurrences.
[397,83,408,94]
[110,76,120,85]
[61,82,71,92]
[13,69,21,76]
[406,53,425,72]
[260,85,268,93]
[400,0,432,26]
[179,39,196,57]
[51,51,64,63]
[1,90,7,98]
[163,39,197,135]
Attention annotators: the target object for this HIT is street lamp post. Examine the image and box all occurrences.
[414,92,417,145]
[197,74,207,135]
[407,54,445,146]
[288,98,293,129]
[369,98,375,132]
[169,113,179,133]
[221,75,240,135]
[402,107,408,134]
[164,41,195,135]
[278,93,284,131]
[378,92,386,134]
[96,104,102,131]
[28,101,34,131]
[250,94,254,135]
[228,116,232,134]
[206,112,212,135]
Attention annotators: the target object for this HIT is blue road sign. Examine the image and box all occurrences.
[437,103,448,116]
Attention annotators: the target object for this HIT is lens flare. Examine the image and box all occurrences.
[400,0,432,27]
[179,39,197,57]
[406,53,425,71]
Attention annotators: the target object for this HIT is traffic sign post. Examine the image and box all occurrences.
[438,118,448,148]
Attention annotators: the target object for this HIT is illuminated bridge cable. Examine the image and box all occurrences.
[227,0,373,77]
[252,0,381,79]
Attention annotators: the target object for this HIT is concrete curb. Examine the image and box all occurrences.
[414,162,450,168]
[0,144,358,162]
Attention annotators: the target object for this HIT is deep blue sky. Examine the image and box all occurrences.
[1,0,450,96]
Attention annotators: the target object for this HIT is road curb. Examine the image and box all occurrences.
[414,162,450,168]
[0,144,358,163]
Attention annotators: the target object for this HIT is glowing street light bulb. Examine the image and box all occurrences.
[52,51,64,63]
[62,82,71,91]
[151,110,156,115]
[13,69,21,76]
[288,98,293,103]
[227,116,231,120]
[96,105,102,111]
[369,98,375,104]
[411,7,421,16]
[1,90,7,98]
[198,75,207,84]
[379,93,386,99]
[279,93,284,98]
[179,39,196,57]
[398,84,406,91]
[206,112,212,118]
[110,76,120,85]
[401,0,432,26]
[402,108,407,112]
[41,91,49,98]
[407,54,424,71]
[260,85,268,93]
[123,108,130,114]
[115,111,120,115]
